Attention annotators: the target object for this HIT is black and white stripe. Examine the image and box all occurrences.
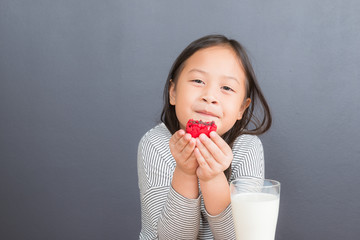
[137,123,264,240]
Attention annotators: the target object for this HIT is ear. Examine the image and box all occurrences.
[237,98,251,120]
[169,80,176,106]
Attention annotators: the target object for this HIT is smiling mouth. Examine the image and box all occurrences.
[196,111,219,118]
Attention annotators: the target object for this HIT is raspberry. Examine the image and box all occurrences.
[185,119,217,138]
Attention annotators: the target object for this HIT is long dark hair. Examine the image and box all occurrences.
[160,34,272,179]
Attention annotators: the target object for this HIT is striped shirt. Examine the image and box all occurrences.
[137,123,264,240]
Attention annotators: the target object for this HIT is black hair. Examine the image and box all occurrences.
[160,34,272,179]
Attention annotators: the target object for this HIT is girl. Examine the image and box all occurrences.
[137,34,271,239]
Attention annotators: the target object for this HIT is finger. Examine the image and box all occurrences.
[196,137,217,169]
[169,129,185,147]
[176,133,192,151]
[171,132,191,153]
[186,149,199,168]
[198,133,224,163]
[209,131,232,156]
[182,137,196,160]
[194,147,211,170]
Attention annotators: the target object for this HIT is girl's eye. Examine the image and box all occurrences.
[222,86,234,92]
[191,79,204,84]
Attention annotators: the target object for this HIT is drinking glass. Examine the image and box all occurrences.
[230,177,280,240]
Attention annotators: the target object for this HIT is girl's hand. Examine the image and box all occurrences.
[195,132,233,181]
[169,129,198,176]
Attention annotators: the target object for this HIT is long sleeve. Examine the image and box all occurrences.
[157,186,200,239]
[230,134,265,180]
[203,204,235,240]
[137,124,200,240]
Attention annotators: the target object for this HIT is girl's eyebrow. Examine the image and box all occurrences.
[188,68,240,84]
[188,68,207,75]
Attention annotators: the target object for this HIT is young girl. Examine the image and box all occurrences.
[137,34,271,239]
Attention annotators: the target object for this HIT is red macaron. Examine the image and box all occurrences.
[185,119,217,138]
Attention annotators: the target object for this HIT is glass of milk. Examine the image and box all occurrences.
[230,177,280,240]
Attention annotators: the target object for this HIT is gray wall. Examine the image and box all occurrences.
[1,0,359,239]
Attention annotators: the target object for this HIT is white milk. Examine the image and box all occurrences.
[231,192,279,240]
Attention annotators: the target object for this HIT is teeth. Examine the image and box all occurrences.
[189,119,215,126]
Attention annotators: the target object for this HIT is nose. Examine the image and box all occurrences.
[201,87,219,104]
[202,95,218,104]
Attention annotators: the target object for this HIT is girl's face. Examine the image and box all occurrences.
[169,45,251,136]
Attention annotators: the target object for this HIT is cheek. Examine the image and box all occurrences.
[173,89,195,129]
[176,94,190,110]
[177,87,196,106]
[224,99,240,113]
[223,100,243,120]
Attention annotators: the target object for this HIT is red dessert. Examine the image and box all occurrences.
[185,119,217,138]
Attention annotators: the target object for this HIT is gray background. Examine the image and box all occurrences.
[1,0,359,239]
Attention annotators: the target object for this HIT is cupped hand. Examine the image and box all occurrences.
[169,129,198,175]
[194,131,233,181]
